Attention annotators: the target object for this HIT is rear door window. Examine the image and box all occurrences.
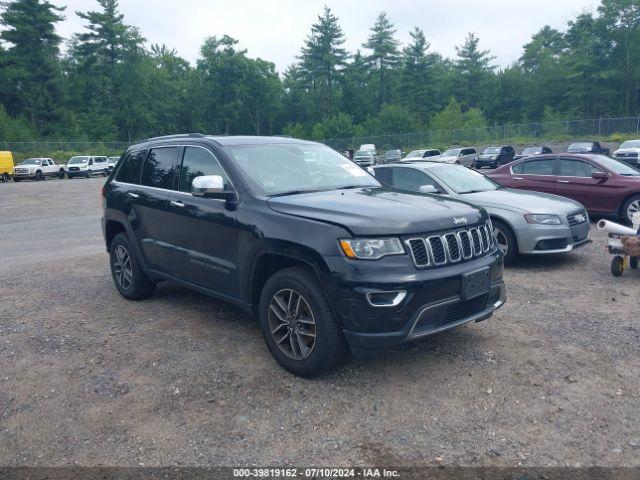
[141,147,179,189]
[392,168,437,192]
[513,159,556,175]
[115,150,147,184]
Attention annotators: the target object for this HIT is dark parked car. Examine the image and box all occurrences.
[473,145,515,169]
[486,153,640,224]
[102,134,506,377]
[383,149,402,163]
[567,141,610,156]
[514,146,553,160]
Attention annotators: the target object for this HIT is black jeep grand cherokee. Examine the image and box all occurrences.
[102,134,506,377]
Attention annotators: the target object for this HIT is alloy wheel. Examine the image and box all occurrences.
[268,288,316,360]
[627,199,640,223]
[493,227,509,255]
[113,244,133,290]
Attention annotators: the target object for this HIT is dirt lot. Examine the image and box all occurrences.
[1,177,639,468]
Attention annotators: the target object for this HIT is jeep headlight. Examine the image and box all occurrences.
[339,238,405,260]
[524,214,562,225]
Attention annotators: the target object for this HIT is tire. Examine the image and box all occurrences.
[1,173,9,183]
[109,232,156,300]
[621,194,640,225]
[611,256,624,277]
[630,257,639,270]
[58,170,65,179]
[491,218,518,266]
[13,178,20,182]
[67,174,74,179]
[35,171,44,181]
[258,266,348,377]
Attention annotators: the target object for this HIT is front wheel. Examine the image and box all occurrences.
[492,218,518,266]
[58,170,65,179]
[109,233,156,300]
[67,174,74,179]
[35,171,44,181]
[258,266,348,377]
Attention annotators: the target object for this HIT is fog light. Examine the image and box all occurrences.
[365,290,407,307]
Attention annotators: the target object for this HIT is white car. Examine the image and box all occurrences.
[612,140,640,167]
[13,158,65,181]
[106,156,119,174]
[433,147,478,167]
[66,156,109,178]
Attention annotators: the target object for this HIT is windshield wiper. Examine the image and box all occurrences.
[338,185,365,190]
[460,189,491,194]
[269,189,322,197]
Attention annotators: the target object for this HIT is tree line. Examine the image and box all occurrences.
[0,0,638,144]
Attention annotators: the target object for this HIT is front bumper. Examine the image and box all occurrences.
[474,158,498,167]
[517,220,591,254]
[13,172,35,178]
[324,250,505,353]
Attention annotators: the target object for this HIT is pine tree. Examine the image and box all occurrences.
[363,12,401,110]
[0,0,65,133]
[400,27,436,122]
[454,32,496,109]
[299,6,347,116]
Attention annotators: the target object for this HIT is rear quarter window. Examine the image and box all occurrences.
[115,150,146,184]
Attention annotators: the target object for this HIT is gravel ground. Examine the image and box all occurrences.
[1,178,639,468]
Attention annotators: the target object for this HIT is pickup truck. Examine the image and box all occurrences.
[13,158,66,181]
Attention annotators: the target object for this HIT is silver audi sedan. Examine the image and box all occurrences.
[371,162,591,264]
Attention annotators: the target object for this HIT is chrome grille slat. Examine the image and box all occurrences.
[444,233,461,262]
[427,236,447,265]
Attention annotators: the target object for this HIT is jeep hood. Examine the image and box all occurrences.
[267,187,484,236]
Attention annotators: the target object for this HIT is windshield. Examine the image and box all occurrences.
[620,140,640,149]
[385,150,400,157]
[19,159,42,165]
[522,147,541,155]
[68,156,89,164]
[428,164,501,193]
[568,142,593,151]
[406,150,425,158]
[483,147,501,154]
[354,150,372,157]
[442,149,461,157]
[226,144,380,196]
[586,155,640,176]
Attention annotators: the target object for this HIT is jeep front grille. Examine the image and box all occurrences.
[406,223,494,268]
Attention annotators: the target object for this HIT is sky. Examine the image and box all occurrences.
[51,0,602,72]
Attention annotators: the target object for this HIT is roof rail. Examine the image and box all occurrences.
[144,133,206,142]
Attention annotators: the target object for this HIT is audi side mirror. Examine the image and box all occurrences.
[192,175,236,200]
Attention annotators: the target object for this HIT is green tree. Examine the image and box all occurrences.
[299,6,347,116]
[0,0,65,134]
[363,12,401,110]
[598,0,640,114]
[400,27,436,122]
[454,33,496,109]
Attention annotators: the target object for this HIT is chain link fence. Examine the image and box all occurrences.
[2,116,640,156]
[322,117,640,152]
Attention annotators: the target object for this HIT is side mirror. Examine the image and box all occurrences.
[592,171,609,180]
[419,185,439,194]
[366,167,375,175]
[192,175,236,200]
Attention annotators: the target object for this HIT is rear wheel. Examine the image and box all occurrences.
[622,195,640,225]
[258,266,348,377]
[1,173,9,183]
[109,233,156,300]
[492,218,518,266]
